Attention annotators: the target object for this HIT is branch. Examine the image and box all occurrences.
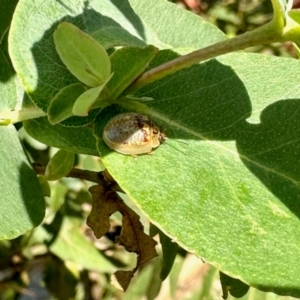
[124,20,280,95]
[33,163,105,185]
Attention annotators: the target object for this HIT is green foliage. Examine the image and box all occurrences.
[44,150,75,181]
[1,0,300,299]
[0,126,45,239]
[54,22,111,88]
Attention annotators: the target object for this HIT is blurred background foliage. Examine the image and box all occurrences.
[1,0,299,299]
[171,0,300,57]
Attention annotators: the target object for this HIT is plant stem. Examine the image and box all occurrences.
[33,164,124,192]
[125,20,282,95]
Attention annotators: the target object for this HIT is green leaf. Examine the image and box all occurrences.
[220,272,250,299]
[23,117,98,156]
[45,150,75,181]
[8,0,224,117]
[128,0,226,48]
[122,256,162,300]
[94,48,300,298]
[48,83,86,125]
[54,22,111,87]
[0,0,18,42]
[0,48,16,112]
[91,27,147,49]
[150,224,178,281]
[10,0,300,296]
[107,46,158,100]
[72,74,113,116]
[44,256,78,300]
[50,217,116,273]
[0,126,45,239]
[38,175,51,197]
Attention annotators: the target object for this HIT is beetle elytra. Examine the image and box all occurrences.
[103,112,165,155]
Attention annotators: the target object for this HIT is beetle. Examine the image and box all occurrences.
[102,112,165,155]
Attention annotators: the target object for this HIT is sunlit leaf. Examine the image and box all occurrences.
[72,74,113,116]
[54,22,111,87]
[0,126,45,239]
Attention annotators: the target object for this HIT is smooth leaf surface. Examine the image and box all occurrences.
[0,126,45,239]
[91,27,147,49]
[128,0,227,48]
[54,22,111,87]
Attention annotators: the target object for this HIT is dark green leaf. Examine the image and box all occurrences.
[0,48,16,111]
[45,150,75,181]
[220,271,250,299]
[38,175,51,197]
[44,256,78,300]
[0,0,18,43]
[48,83,86,125]
[150,224,178,281]
[23,117,98,156]
[107,45,158,100]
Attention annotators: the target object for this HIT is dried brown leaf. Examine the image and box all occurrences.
[113,270,135,291]
[87,185,119,238]
[116,208,157,266]
[86,184,158,291]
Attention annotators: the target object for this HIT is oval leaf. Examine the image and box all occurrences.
[93,48,300,298]
[54,22,111,87]
[45,149,75,181]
